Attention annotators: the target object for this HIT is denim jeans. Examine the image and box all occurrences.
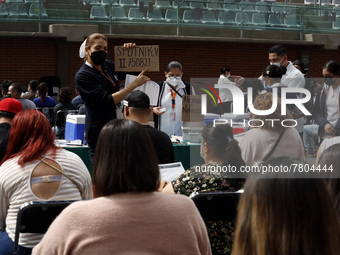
[0,230,32,255]
[303,124,319,154]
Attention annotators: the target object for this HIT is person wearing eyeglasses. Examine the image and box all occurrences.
[313,60,340,139]
[153,61,194,137]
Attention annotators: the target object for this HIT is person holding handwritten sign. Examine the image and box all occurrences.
[153,61,194,137]
[76,33,149,161]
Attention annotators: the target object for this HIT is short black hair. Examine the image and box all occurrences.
[263,65,287,79]
[269,45,287,57]
[1,80,12,95]
[128,107,150,116]
[293,60,307,73]
[0,111,15,119]
[10,83,22,95]
[220,67,231,74]
[93,119,160,196]
[29,80,38,91]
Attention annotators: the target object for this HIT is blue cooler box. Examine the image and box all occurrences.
[65,115,85,142]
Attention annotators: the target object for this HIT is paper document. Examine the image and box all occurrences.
[159,162,185,183]
[124,74,160,106]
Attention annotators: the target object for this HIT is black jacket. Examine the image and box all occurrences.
[75,60,119,150]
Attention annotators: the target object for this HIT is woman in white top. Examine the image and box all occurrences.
[154,61,194,137]
[313,60,340,139]
[214,67,246,114]
[0,109,92,255]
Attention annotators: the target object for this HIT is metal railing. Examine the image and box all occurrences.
[1,0,340,36]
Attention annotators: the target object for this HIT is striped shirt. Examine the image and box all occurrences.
[0,149,93,248]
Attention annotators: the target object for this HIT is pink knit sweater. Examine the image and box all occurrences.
[33,192,212,255]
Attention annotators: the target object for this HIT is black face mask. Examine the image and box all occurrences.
[324,77,336,86]
[90,50,107,66]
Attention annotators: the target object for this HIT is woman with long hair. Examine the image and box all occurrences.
[33,82,56,108]
[0,109,92,255]
[313,60,340,139]
[162,123,246,255]
[33,119,211,255]
[232,157,340,255]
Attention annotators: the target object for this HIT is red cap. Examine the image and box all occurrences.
[0,98,23,114]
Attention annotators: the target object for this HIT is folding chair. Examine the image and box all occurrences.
[53,110,78,139]
[190,190,243,221]
[36,107,55,126]
[13,200,75,254]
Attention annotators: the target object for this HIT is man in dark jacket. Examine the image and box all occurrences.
[124,91,175,164]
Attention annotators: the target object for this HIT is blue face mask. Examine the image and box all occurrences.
[264,85,271,89]
[226,74,231,78]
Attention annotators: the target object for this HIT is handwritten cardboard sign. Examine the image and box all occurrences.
[114,45,159,72]
[182,95,204,122]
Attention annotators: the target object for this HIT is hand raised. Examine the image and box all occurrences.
[123,42,136,50]
[134,69,150,87]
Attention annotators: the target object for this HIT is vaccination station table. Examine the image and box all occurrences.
[59,142,205,174]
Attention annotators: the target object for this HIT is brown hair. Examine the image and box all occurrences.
[37,82,48,102]
[318,144,340,216]
[250,93,294,130]
[84,33,108,62]
[92,119,160,196]
[57,87,74,104]
[232,157,340,255]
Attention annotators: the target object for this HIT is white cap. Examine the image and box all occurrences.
[79,39,87,58]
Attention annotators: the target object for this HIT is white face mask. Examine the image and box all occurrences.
[166,76,182,86]
[270,57,284,67]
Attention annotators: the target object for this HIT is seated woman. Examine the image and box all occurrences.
[162,123,246,255]
[239,93,304,166]
[232,157,340,255]
[33,119,211,255]
[0,109,92,255]
[33,82,56,108]
[53,87,77,138]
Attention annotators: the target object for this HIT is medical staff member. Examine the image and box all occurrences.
[154,61,194,137]
[76,33,149,160]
